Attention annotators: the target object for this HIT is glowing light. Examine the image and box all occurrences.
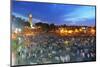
[29,14,32,18]
[68,30,73,34]
[65,30,68,33]
[12,33,17,39]
[31,26,35,29]
[60,28,64,33]
[18,28,21,32]
[79,28,82,31]
[81,27,86,30]
[64,41,69,45]
[90,28,95,34]
[14,28,18,34]
[75,29,79,33]
[14,28,22,34]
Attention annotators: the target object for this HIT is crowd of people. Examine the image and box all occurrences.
[14,32,96,65]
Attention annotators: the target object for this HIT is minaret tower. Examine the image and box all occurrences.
[28,14,33,28]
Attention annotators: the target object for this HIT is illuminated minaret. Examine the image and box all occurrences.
[28,14,33,28]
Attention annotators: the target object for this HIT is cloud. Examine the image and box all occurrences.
[63,6,95,22]
[32,18,41,23]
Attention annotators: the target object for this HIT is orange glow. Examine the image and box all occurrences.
[12,33,17,40]
[68,30,73,34]
[60,28,64,33]
[90,29,95,34]
[79,28,82,31]
[75,29,79,33]
[65,30,68,33]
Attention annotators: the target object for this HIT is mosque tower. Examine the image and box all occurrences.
[28,14,33,28]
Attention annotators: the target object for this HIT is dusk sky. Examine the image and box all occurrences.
[12,1,96,26]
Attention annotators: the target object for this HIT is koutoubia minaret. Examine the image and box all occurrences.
[28,14,33,28]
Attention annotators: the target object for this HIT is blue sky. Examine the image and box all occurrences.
[12,1,96,26]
